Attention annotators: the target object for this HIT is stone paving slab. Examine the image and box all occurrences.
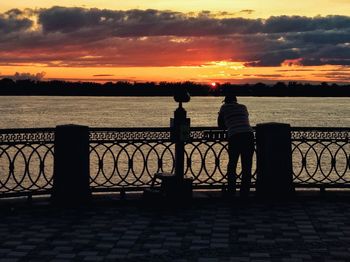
[1,197,350,261]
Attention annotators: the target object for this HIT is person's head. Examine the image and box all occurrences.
[223,94,237,104]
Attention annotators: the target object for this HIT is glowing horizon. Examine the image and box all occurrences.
[2,62,346,84]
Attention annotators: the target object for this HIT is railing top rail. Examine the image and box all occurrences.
[291,127,349,141]
[0,128,55,144]
[0,126,348,144]
[89,127,172,143]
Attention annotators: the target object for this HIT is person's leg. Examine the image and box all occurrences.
[227,136,240,194]
[240,132,255,196]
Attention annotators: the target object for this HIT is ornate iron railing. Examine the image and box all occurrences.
[0,128,55,197]
[89,127,349,191]
[291,127,350,187]
[185,127,257,188]
[89,127,257,191]
[89,128,174,190]
[0,126,349,198]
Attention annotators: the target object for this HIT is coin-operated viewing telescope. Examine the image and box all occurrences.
[174,89,191,104]
[143,89,193,203]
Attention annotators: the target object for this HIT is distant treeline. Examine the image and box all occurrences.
[0,78,349,97]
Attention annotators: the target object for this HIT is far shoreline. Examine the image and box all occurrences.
[0,78,349,97]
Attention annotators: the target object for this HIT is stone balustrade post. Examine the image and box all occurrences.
[255,123,294,198]
[52,124,91,205]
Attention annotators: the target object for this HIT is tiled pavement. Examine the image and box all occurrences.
[1,195,350,261]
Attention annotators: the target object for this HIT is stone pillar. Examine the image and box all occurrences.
[52,124,91,205]
[255,123,294,198]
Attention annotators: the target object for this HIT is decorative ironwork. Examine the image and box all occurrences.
[89,127,348,191]
[0,129,54,196]
[0,128,55,144]
[190,127,228,141]
[89,128,171,142]
[291,127,350,186]
[89,128,173,189]
[184,141,257,186]
[291,127,349,142]
[90,141,175,188]
[0,126,349,198]
[89,127,257,190]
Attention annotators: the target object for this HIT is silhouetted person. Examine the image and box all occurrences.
[218,95,254,197]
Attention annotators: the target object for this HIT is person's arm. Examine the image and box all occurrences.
[217,109,226,129]
[244,105,249,116]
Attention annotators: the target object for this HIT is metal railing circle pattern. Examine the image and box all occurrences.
[0,126,349,198]
[0,128,55,196]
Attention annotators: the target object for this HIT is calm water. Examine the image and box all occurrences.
[0,96,349,128]
[0,96,349,192]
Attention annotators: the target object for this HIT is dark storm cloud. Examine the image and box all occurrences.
[37,7,265,36]
[1,6,350,67]
[288,30,350,45]
[36,7,350,36]
[263,15,350,33]
[296,44,350,66]
[0,9,33,33]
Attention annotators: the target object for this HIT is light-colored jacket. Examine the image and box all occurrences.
[218,102,253,137]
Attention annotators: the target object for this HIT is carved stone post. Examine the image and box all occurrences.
[255,123,294,198]
[52,124,91,205]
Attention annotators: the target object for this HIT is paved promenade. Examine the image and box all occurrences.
[1,194,350,261]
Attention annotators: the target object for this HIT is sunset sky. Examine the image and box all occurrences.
[1,0,350,83]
